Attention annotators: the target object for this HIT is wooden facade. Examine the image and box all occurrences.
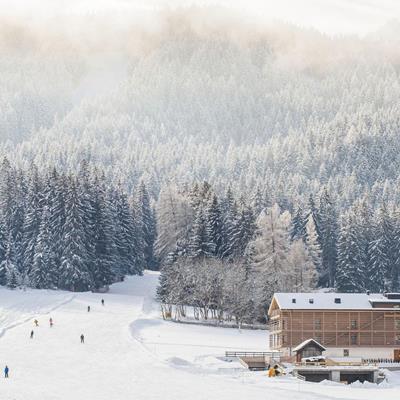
[268,294,400,359]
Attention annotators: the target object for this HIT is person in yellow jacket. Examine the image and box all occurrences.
[268,367,276,377]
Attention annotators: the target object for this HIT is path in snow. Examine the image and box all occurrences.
[0,271,399,400]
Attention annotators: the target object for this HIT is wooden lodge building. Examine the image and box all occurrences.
[268,292,400,360]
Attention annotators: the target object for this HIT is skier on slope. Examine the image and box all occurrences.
[4,365,9,378]
[87,306,90,312]
[80,334,85,344]
[34,319,39,327]
[49,317,53,327]
[101,299,104,306]
[30,330,34,339]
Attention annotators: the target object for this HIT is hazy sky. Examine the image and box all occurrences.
[0,0,399,36]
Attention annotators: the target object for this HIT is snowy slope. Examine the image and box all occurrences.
[0,271,400,400]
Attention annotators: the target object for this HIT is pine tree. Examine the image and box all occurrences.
[89,177,117,289]
[188,208,210,258]
[30,206,58,289]
[290,206,307,242]
[59,179,91,292]
[3,234,20,289]
[368,203,392,292]
[234,204,256,257]
[336,212,364,292]
[251,186,264,218]
[305,213,322,280]
[137,181,157,269]
[22,165,43,277]
[204,194,222,257]
[48,168,66,271]
[318,189,338,287]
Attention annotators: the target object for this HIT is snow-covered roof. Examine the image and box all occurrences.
[271,292,398,311]
[293,339,326,352]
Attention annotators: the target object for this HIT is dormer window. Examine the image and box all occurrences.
[292,298,296,303]
[335,298,341,304]
[309,298,314,304]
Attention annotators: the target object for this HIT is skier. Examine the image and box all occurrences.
[30,330,34,339]
[34,319,39,327]
[101,299,104,306]
[49,317,53,327]
[87,306,90,312]
[4,365,9,378]
[80,334,85,344]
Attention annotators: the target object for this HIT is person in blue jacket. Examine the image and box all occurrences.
[4,365,9,378]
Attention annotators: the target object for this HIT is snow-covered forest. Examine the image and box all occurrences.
[0,159,156,290]
[1,9,400,320]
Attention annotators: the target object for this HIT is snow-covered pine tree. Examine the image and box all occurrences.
[290,206,307,242]
[220,195,239,259]
[318,189,338,287]
[251,186,264,218]
[188,208,210,258]
[59,178,91,292]
[369,202,393,292]
[30,206,58,289]
[204,194,222,257]
[305,213,322,280]
[22,165,43,277]
[233,204,256,257]
[48,168,66,271]
[89,175,117,289]
[113,186,142,275]
[389,206,400,292]
[335,212,364,292]
[3,234,20,289]
[137,181,157,269]
[155,186,193,263]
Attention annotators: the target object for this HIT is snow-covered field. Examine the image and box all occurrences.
[1,271,400,400]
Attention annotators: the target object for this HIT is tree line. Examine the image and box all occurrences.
[0,158,156,291]
[157,182,400,323]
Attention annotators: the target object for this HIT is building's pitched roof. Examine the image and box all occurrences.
[293,338,326,352]
[271,292,396,311]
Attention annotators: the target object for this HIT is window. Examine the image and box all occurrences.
[395,320,400,330]
[343,349,349,357]
[315,319,321,330]
[334,298,341,304]
[292,298,296,303]
[396,335,400,345]
[351,333,358,345]
[309,298,314,304]
[351,319,358,329]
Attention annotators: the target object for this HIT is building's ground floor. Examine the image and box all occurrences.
[293,366,382,383]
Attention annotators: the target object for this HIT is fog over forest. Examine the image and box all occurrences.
[0,4,400,305]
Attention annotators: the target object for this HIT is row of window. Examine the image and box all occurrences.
[280,319,400,330]
[292,298,342,304]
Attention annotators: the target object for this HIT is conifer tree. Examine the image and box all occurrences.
[318,189,338,287]
[137,182,157,269]
[30,206,58,289]
[59,179,91,292]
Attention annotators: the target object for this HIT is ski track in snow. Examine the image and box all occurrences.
[0,271,399,400]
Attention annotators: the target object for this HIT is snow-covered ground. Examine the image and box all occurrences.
[1,271,400,400]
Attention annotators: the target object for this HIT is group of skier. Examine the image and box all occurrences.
[4,298,105,378]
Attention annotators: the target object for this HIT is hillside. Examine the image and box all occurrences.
[1,271,400,400]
